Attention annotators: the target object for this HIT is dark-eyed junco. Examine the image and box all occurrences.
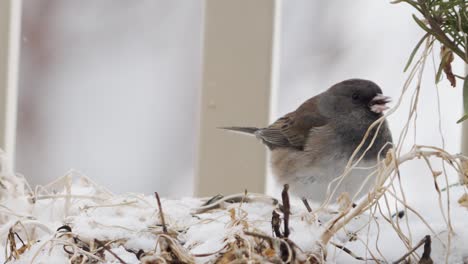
[222,79,393,205]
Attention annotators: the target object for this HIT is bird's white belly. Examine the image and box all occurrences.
[273,155,378,203]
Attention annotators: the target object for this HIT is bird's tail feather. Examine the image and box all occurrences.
[219,126,260,135]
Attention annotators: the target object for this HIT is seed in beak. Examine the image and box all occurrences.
[369,94,391,113]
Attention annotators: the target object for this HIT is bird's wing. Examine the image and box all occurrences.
[257,97,329,150]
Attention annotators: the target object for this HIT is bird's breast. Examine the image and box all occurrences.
[271,148,379,202]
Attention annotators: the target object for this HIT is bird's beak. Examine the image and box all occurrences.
[369,94,391,114]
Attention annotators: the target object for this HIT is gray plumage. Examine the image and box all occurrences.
[222,79,393,203]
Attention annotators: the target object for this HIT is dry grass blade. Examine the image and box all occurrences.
[330,241,382,262]
[393,235,432,264]
[155,192,167,234]
[271,210,282,238]
[302,198,313,213]
[419,235,433,264]
[281,184,291,239]
[95,239,127,264]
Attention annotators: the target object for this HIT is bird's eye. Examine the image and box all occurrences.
[352,93,359,100]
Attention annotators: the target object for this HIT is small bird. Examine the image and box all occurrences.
[222,79,392,206]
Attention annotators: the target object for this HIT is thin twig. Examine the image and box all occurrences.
[330,241,382,262]
[193,192,278,214]
[192,244,228,258]
[82,200,138,210]
[95,239,127,264]
[281,184,290,238]
[419,235,433,264]
[244,230,275,244]
[393,235,431,264]
[155,192,167,233]
[14,233,25,246]
[301,198,313,213]
[34,194,106,201]
[271,210,282,238]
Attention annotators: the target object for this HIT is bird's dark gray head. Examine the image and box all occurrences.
[319,79,391,118]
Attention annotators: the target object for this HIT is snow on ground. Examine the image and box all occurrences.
[0,168,467,263]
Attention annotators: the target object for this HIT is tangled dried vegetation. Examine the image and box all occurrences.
[0,140,466,264]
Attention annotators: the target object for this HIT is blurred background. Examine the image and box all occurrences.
[17,0,203,195]
[16,0,463,201]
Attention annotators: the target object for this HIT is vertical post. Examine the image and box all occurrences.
[0,0,21,168]
[196,0,276,196]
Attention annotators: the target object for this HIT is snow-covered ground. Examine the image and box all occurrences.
[1,163,467,263]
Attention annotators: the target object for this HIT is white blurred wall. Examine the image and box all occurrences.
[17,1,203,196]
[16,1,463,200]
